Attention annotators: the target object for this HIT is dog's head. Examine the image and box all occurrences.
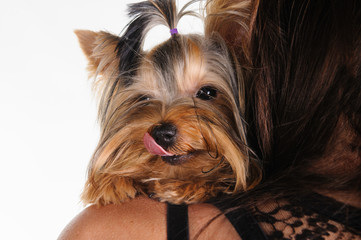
[76,0,261,205]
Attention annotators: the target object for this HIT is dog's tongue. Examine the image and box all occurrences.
[143,132,174,156]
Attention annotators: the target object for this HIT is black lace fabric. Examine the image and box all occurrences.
[252,195,361,240]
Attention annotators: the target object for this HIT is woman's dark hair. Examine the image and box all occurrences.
[207,0,361,196]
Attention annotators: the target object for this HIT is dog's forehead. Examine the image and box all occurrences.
[137,63,204,98]
[136,38,209,99]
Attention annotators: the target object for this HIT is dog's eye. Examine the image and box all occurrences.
[196,86,217,100]
[138,95,151,102]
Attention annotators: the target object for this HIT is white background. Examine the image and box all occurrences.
[0,0,203,239]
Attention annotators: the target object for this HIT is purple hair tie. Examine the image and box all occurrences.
[170,28,178,35]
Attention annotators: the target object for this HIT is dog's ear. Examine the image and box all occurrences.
[205,0,258,64]
[74,30,98,61]
[75,30,121,78]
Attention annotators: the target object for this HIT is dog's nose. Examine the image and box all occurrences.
[150,123,177,150]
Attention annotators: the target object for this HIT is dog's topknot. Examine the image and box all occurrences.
[116,0,201,82]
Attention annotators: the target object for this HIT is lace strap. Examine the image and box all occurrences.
[211,198,268,240]
[224,207,268,240]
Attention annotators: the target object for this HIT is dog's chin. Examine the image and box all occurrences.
[161,153,194,165]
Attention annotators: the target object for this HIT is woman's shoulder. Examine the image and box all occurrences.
[58,197,167,240]
[58,196,241,240]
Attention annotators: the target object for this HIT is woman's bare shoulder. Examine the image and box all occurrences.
[58,197,167,240]
[188,203,241,240]
[58,196,240,240]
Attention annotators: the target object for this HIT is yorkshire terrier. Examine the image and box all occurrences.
[75,0,261,205]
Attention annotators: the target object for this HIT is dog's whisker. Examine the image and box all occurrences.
[201,156,225,174]
[192,97,217,158]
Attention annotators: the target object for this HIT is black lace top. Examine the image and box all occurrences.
[166,193,361,240]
